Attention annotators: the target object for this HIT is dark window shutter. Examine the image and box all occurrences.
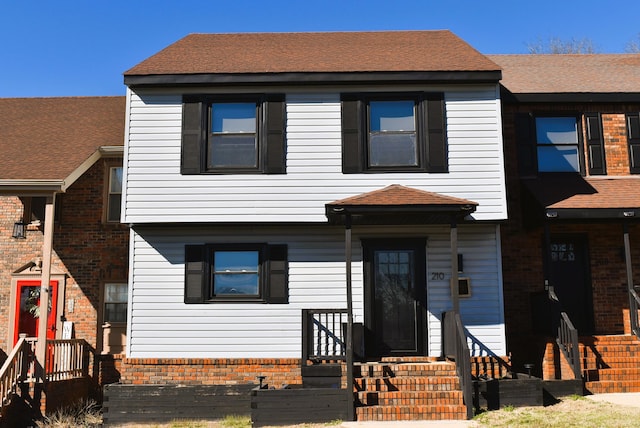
[585,113,606,175]
[184,245,206,303]
[515,113,536,176]
[341,96,363,174]
[266,244,288,304]
[181,99,204,174]
[627,113,640,174]
[425,93,447,173]
[263,95,287,174]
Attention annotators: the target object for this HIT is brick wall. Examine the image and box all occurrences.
[119,358,302,387]
[0,157,128,353]
[500,101,640,371]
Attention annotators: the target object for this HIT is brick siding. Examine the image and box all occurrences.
[0,158,128,353]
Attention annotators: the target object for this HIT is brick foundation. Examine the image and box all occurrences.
[119,358,303,387]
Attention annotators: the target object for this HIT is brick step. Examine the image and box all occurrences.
[354,376,460,392]
[584,367,640,381]
[587,335,640,344]
[356,404,467,421]
[581,357,640,370]
[580,345,640,354]
[357,390,463,406]
[354,363,457,378]
[585,380,640,394]
[378,356,443,363]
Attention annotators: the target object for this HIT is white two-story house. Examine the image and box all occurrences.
[118,31,507,388]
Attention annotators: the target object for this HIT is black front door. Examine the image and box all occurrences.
[549,234,594,334]
[363,239,426,357]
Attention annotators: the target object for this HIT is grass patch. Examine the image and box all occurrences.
[220,415,251,428]
[36,399,102,428]
[474,397,640,428]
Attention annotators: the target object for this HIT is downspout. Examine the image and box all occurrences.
[36,194,56,381]
[344,212,354,420]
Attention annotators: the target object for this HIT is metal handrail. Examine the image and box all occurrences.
[630,288,640,340]
[443,310,473,419]
[302,309,348,363]
[548,289,581,379]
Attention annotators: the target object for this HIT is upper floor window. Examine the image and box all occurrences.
[107,167,122,222]
[535,117,580,172]
[342,92,447,174]
[181,95,285,175]
[627,113,640,174]
[209,102,258,170]
[368,101,418,167]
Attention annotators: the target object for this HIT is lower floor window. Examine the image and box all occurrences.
[104,283,128,323]
[212,248,261,297]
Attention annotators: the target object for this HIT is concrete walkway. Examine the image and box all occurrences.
[341,421,477,427]
[584,392,640,408]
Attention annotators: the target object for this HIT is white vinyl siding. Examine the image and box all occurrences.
[123,87,507,224]
[126,224,505,359]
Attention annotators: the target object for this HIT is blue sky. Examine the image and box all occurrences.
[1,1,638,97]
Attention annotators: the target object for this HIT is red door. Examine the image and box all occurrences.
[14,280,58,345]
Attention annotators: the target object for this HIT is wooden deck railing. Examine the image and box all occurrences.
[45,339,94,382]
[0,334,36,408]
[443,310,473,419]
[302,309,348,363]
[549,289,581,379]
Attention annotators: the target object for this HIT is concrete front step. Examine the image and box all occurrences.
[357,390,464,406]
[354,376,460,392]
[356,404,467,421]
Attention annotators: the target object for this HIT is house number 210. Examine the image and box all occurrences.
[431,272,445,280]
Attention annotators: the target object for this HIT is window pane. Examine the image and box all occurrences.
[538,146,580,172]
[209,135,257,168]
[107,194,121,222]
[105,283,128,303]
[214,273,259,295]
[214,251,259,272]
[105,303,127,323]
[212,103,256,133]
[109,167,123,193]
[536,117,578,144]
[369,134,417,166]
[370,101,415,132]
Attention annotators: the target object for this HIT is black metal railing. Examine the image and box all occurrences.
[548,289,581,379]
[302,309,348,363]
[443,310,473,419]
[630,287,640,340]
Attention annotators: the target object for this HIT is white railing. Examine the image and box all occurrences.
[0,334,36,408]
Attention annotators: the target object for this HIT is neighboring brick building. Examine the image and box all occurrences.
[490,54,640,384]
[0,97,129,360]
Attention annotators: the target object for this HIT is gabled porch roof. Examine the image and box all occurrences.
[325,184,478,225]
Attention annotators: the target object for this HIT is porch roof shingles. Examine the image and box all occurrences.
[488,54,640,95]
[0,96,125,181]
[124,30,501,76]
[523,175,640,211]
[326,184,478,224]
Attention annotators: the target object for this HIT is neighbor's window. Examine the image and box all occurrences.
[208,102,258,170]
[104,283,128,323]
[107,167,123,222]
[535,117,580,172]
[368,100,418,167]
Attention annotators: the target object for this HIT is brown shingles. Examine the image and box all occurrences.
[328,184,478,207]
[0,96,125,180]
[125,31,500,76]
[488,54,640,94]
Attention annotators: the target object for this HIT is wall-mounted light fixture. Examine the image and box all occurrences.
[12,222,26,239]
